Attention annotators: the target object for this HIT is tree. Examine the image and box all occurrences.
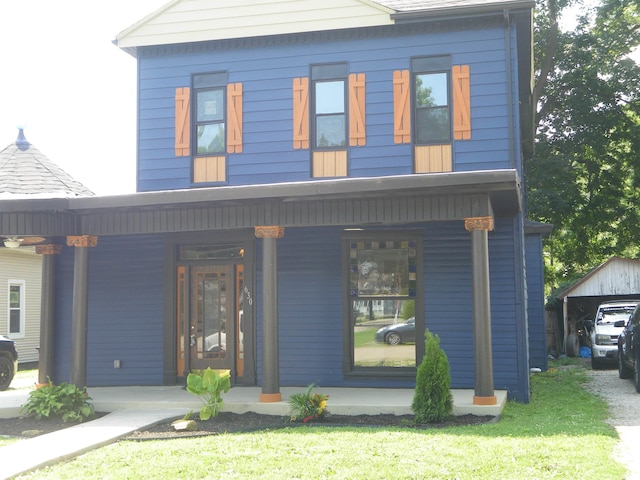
[527,0,640,291]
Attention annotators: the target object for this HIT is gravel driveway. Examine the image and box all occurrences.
[585,366,640,479]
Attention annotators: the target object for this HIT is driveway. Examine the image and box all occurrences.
[586,367,640,479]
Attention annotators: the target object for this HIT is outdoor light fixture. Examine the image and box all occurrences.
[3,238,23,249]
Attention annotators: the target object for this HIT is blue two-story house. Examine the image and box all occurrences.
[0,0,545,403]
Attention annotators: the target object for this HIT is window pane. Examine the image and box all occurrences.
[197,89,224,122]
[315,81,344,114]
[416,73,448,107]
[9,286,20,308]
[197,124,225,154]
[416,107,450,143]
[316,115,346,147]
[356,248,409,296]
[9,310,20,334]
[353,299,416,367]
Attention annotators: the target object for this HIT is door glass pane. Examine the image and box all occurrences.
[195,271,227,359]
[316,115,346,147]
[353,299,416,367]
[416,107,450,143]
[416,73,447,107]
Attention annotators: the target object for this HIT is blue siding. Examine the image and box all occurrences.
[252,223,529,398]
[54,236,165,386]
[526,234,548,371]
[137,25,517,191]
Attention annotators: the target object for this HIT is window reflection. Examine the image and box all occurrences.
[353,299,416,367]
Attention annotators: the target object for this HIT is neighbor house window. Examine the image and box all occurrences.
[346,237,421,372]
[8,281,25,337]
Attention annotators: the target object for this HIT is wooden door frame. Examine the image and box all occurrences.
[163,230,256,386]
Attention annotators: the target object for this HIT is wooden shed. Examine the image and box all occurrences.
[556,257,640,355]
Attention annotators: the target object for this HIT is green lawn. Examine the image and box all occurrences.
[15,362,626,479]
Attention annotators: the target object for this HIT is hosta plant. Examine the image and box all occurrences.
[186,368,231,420]
[21,380,95,423]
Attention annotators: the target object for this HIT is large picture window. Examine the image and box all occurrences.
[347,238,420,370]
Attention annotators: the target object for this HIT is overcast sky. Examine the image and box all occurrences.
[0,1,636,196]
[0,1,166,196]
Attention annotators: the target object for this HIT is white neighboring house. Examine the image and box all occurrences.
[0,246,42,363]
[0,128,94,365]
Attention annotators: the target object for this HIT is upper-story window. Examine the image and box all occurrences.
[312,64,348,149]
[174,72,243,185]
[293,64,366,178]
[394,56,470,174]
[194,73,228,155]
[413,57,451,145]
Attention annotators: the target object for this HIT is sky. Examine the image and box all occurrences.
[0,1,167,196]
[0,1,637,196]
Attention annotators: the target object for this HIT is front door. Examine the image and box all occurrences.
[176,251,246,382]
[190,265,232,371]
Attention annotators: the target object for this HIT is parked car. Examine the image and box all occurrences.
[590,300,639,369]
[618,304,640,391]
[0,335,18,390]
[375,317,415,345]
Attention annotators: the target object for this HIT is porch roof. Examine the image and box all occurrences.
[0,169,520,239]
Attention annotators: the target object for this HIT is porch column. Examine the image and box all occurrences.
[35,244,62,386]
[464,216,497,406]
[67,235,98,388]
[255,226,284,403]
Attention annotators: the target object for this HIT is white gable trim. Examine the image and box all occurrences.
[115,0,395,49]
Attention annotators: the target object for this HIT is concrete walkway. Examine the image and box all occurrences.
[0,379,506,479]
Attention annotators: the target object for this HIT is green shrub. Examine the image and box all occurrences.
[401,300,415,320]
[186,368,231,420]
[412,330,453,423]
[21,381,95,423]
[288,383,329,423]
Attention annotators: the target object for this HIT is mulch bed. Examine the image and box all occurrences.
[0,412,496,441]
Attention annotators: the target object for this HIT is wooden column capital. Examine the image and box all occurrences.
[35,244,63,255]
[464,216,494,232]
[255,226,285,239]
[67,235,98,247]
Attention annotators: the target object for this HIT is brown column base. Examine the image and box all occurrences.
[36,382,51,389]
[473,395,497,406]
[260,392,282,403]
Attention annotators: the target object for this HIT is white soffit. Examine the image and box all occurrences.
[115,0,395,49]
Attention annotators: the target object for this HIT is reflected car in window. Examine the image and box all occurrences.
[375,317,415,345]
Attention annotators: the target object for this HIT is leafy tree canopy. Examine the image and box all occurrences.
[528,0,640,292]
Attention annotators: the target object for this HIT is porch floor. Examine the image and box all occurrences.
[11,385,508,418]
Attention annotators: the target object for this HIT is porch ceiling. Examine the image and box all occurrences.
[0,170,520,238]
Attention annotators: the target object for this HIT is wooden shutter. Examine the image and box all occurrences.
[175,87,190,156]
[227,83,243,153]
[393,70,411,144]
[349,73,366,146]
[293,77,309,149]
[452,65,471,140]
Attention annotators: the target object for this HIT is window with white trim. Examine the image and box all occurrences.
[8,280,25,337]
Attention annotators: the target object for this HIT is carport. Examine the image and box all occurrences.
[556,257,640,356]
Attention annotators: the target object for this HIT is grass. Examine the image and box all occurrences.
[354,327,377,347]
[15,362,627,479]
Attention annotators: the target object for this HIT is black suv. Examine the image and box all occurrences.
[0,335,18,390]
[618,304,640,391]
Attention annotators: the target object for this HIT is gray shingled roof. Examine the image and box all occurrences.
[0,130,94,199]
[375,0,529,11]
